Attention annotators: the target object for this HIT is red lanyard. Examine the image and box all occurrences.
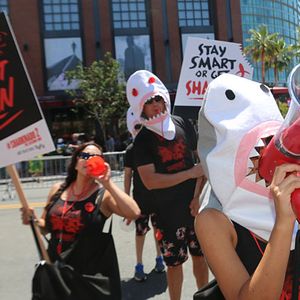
[61,199,76,218]
[250,231,265,256]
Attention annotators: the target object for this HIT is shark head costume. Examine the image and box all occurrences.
[198,73,298,248]
[126,106,142,138]
[126,70,175,140]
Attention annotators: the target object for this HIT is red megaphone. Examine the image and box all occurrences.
[258,64,300,221]
[86,156,107,177]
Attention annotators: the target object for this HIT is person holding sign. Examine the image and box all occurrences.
[126,70,208,300]
[21,142,140,299]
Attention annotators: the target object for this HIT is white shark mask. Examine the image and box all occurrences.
[126,70,175,140]
[198,73,298,248]
[126,107,142,138]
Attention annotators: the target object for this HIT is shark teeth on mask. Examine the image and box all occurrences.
[144,110,167,122]
[246,136,273,186]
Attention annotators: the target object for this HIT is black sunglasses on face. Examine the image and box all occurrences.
[144,96,163,105]
[78,152,102,160]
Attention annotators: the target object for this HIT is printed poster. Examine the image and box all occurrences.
[0,12,55,168]
[173,37,253,119]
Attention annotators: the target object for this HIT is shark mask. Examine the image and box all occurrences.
[126,107,142,138]
[126,70,175,140]
[198,73,298,248]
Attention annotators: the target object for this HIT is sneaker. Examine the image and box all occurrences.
[154,256,165,273]
[134,263,147,282]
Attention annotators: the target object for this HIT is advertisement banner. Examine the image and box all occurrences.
[0,12,55,168]
[173,37,253,119]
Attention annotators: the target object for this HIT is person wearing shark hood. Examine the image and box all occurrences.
[124,107,165,282]
[195,72,300,299]
[126,70,208,300]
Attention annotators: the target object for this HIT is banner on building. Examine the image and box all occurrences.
[173,37,253,119]
[0,12,55,168]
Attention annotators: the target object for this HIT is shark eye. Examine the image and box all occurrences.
[132,88,138,96]
[260,84,269,94]
[225,89,235,100]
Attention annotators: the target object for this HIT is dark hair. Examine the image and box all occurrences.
[47,142,103,208]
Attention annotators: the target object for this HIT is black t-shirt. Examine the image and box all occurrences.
[124,143,155,214]
[133,115,197,231]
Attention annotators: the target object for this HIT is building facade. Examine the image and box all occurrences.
[1,0,242,140]
[240,0,300,85]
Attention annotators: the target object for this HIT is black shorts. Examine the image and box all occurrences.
[135,213,158,236]
[156,225,203,267]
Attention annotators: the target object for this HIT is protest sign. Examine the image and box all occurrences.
[0,12,55,168]
[173,37,253,119]
[0,12,53,262]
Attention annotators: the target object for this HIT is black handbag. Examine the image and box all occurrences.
[193,279,225,300]
[31,189,121,300]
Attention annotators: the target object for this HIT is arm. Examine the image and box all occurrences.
[196,163,300,300]
[137,162,204,190]
[97,163,140,219]
[21,181,62,235]
[124,166,132,195]
[189,175,207,216]
[190,150,207,216]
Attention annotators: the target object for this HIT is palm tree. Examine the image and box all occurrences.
[244,25,278,83]
[266,38,293,86]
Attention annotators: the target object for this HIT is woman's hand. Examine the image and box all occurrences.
[270,163,300,224]
[20,206,36,225]
[94,162,111,187]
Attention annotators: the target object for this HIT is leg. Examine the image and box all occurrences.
[167,264,183,300]
[152,226,161,257]
[151,214,165,272]
[157,227,187,300]
[136,234,146,264]
[134,215,150,281]
[191,255,208,289]
[188,226,209,288]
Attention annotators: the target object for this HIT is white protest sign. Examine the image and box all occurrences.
[173,37,253,118]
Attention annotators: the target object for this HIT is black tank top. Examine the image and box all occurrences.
[45,188,107,261]
[233,221,297,299]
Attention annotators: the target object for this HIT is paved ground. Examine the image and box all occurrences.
[0,181,212,299]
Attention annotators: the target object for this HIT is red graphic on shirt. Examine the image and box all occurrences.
[158,138,187,171]
[50,210,84,239]
[279,256,299,299]
[159,147,173,163]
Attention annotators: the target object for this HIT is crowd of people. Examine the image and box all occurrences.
[19,69,300,300]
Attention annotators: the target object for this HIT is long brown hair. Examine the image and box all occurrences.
[47,142,103,207]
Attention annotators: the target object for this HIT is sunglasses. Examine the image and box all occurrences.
[144,96,163,105]
[78,152,102,160]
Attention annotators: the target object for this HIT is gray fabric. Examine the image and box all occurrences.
[197,105,217,182]
[199,182,222,212]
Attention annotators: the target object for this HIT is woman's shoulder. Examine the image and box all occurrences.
[196,208,236,241]
[48,181,63,197]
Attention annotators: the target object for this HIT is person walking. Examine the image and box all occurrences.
[126,70,208,300]
[124,108,165,281]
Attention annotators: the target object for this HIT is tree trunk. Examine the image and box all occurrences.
[94,119,105,147]
[261,51,265,83]
[274,67,278,87]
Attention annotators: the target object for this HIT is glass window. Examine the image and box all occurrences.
[41,0,83,91]
[42,0,80,32]
[0,0,8,11]
[112,0,147,29]
[177,0,212,27]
